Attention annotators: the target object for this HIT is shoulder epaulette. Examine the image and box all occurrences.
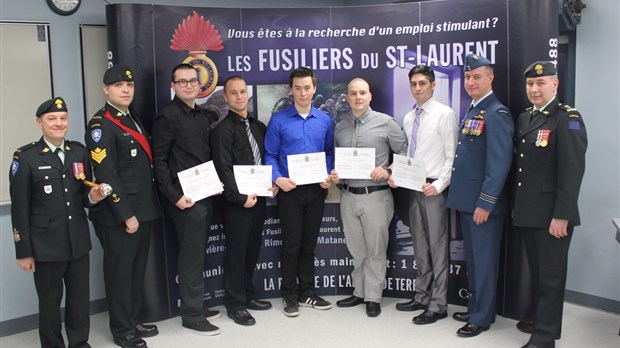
[558,103,578,112]
[13,142,37,159]
[525,106,533,112]
[66,140,86,148]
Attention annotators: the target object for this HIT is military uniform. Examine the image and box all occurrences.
[512,61,587,348]
[85,68,160,341]
[446,54,514,330]
[9,97,92,348]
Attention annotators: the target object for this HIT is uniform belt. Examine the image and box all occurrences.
[341,184,389,195]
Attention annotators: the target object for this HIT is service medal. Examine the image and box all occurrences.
[72,162,86,180]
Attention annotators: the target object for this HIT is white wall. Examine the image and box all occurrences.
[569,0,620,304]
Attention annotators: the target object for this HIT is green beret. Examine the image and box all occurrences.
[36,97,67,117]
[523,61,557,77]
[103,64,134,85]
[463,53,493,72]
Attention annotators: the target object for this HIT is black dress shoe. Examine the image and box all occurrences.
[135,324,158,338]
[452,311,470,322]
[113,334,147,348]
[516,320,535,334]
[395,299,427,312]
[336,295,364,307]
[520,341,554,348]
[227,309,256,326]
[246,299,272,311]
[412,310,448,325]
[456,322,489,337]
[366,302,381,317]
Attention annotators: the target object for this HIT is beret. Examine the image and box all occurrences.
[523,61,557,77]
[103,64,134,84]
[36,97,67,117]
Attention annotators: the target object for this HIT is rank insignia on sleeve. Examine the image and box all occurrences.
[11,160,19,176]
[91,147,107,164]
[13,228,21,243]
[91,129,102,143]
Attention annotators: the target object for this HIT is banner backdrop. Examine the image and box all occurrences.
[105,0,558,322]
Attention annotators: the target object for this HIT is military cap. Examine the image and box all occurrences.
[523,61,557,78]
[103,64,134,85]
[463,53,493,71]
[36,97,67,117]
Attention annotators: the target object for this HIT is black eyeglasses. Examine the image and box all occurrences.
[174,79,199,87]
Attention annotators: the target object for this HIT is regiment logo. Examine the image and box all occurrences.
[91,129,102,142]
[55,98,63,109]
[170,11,224,98]
[535,64,544,75]
[10,160,19,176]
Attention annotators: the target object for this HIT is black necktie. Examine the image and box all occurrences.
[529,110,540,124]
[54,148,64,165]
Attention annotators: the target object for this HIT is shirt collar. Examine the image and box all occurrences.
[107,102,129,116]
[534,96,556,113]
[472,90,494,108]
[43,138,65,152]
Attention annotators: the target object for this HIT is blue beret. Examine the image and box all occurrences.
[36,97,67,117]
[523,61,557,77]
[103,64,134,85]
[463,54,493,72]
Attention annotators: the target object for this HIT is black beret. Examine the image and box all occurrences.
[463,53,493,72]
[103,64,134,85]
[36,97,67,117]
[523,61,557,78]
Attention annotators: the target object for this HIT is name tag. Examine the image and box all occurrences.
[38,166,52,170]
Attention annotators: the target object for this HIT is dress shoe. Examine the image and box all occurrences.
[246,299,272,311]
[113,334,147,348]
[336,295,364,307]
[227,309,256,326]
[516,320,535,334]
[456,322,489,337]
[412,310,448,325]
[366,302,381,317]
[395,299,427,312]
[452,311,470,322]
[135,324,158,338]
[520,341,554,348]
[204,308,221,320]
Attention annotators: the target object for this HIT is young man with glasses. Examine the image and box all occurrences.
[152,63,221,336]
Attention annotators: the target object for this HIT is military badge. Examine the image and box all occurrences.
[131,148,137,157]
[91,147,107,164]
[112,193,121,203]
[535,64,544,75]
[535,129,551,147]
[42,147,50,153]
[44,185,53,194]
[72,162,86,180]
[462,118,485,136]
[10,160,19,176]
[13,228,21,243]
[91,129,102,142]
[55,98,64,109]
[170,11,224,98]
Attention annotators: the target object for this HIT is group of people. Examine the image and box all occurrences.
[9,53,586,348]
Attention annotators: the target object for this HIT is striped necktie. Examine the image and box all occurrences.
[409,106,423,158]
[244,119,262,165]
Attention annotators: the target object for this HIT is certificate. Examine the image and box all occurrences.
[233,165,273,197]
[177,161,223,202]
[391,154,426,192]
[287,152,328,186]
[335,147,375,179]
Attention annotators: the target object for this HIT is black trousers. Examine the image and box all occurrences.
[34,253,90,348]
[166,199,213,323]
[94,220,152,337]
[519,226,573,345]
[277,184,327,299]
[224,198,267,310]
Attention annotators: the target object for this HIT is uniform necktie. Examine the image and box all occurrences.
[54,147,64,165]
[244,119,262,165]
[529,110,540,124]
[409,106,423,158]
[126,112,142,134]
[467,104,474,113]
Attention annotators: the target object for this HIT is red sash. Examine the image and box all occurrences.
[103,110,153,162]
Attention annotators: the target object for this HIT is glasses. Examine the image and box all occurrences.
[174,79,199,87]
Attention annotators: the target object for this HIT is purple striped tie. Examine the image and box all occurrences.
[409,106,423,158]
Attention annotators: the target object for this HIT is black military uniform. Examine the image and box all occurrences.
[512,61,587,348]
[85,66,160,344]
[9,97,92,348]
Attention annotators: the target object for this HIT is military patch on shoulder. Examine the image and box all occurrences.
[10,160,19,176]
[91,147,107,164]
[91,129,102,143]
[90,123,101,128]
[569,114,580,119]
[568,119,581,130]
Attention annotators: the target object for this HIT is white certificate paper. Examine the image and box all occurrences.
[177,161,223,202]
[335,147,375,179]
[287,152,328,186]
[233,165,273,197]
[392,154,426,192]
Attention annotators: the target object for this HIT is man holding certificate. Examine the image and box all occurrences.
[211,76,276,326]
[264,67,334,317]
[152,64,221,336]
[331,78,407,317]
[391,65,458,325]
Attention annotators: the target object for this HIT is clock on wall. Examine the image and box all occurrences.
[46,0,81,16]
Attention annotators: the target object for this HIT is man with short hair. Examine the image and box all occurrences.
[393,65,458,325]
[10,97,106,348]
[512,61,587,348]
[446,54,514,337]
[152,63,221,336]
[211,75,276,326]
[331,78,407,317]
[85,65,161,348]
[264,67,334,317]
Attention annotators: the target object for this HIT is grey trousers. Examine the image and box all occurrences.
[409,190,449,314]
[340,189,393,303]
